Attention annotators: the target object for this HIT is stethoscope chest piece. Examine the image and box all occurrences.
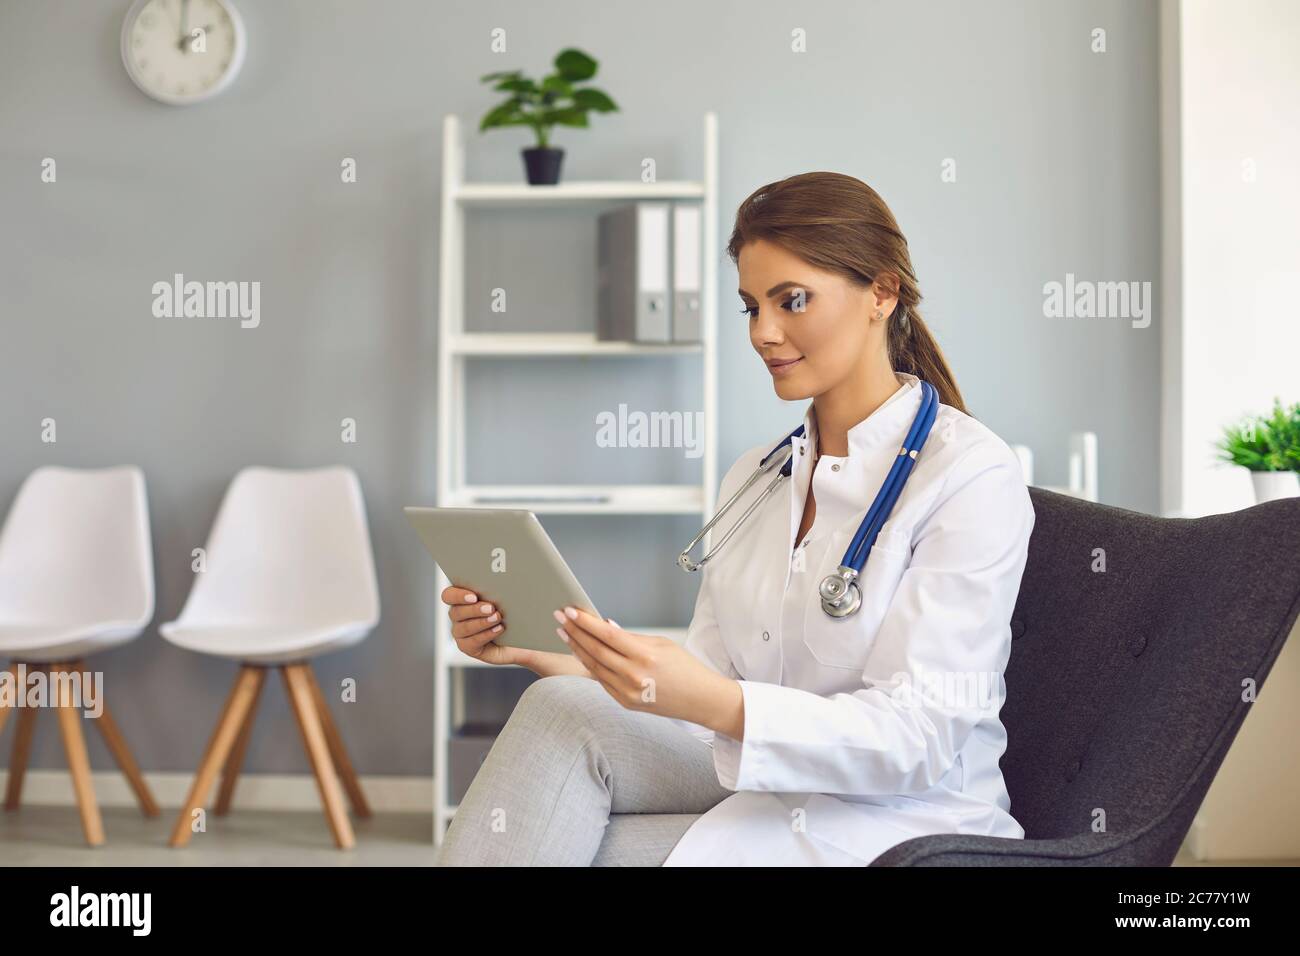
[818,566,862,618]
[678,380,939,621]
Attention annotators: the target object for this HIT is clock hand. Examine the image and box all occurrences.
[178,0,191,52]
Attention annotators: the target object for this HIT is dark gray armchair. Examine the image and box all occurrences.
[872,487,1300,866]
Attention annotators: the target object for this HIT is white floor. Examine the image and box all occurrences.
[1,805,1293,866]
[0,805,437,866]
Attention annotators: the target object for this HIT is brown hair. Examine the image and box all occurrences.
[726,171,968,415]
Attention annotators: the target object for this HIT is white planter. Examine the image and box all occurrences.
[1250,470,1300,503]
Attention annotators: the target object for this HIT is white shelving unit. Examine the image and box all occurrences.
[433,112,719,841]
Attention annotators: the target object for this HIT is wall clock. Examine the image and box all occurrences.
[121,0,246,105]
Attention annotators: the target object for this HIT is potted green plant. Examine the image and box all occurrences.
[479,48,619,186]
[1216,397,1300,503]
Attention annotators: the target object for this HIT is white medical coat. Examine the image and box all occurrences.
[662,372,1035,866]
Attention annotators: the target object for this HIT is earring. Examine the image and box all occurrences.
[874,310,883,320]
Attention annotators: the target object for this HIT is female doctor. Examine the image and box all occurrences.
[436,170,1035,867]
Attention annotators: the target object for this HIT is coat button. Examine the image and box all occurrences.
[831,463,840,472]
[1010,618,1026,639]
[799,446,806,455]
[1128,634,1147,656]
[1064,757,1081,781]
[762,630,771,641]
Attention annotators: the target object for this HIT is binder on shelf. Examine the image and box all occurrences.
[671,203,702,343]
[597,203,671,343]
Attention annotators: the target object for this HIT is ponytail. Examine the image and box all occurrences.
[888,306,969,416]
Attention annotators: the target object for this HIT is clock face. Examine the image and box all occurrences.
[121,0,246,105]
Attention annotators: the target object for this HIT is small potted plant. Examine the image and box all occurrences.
[1216,397,1300,503]
[479,47,619,186]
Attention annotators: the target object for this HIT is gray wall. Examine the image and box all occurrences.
[0,0,1160,775]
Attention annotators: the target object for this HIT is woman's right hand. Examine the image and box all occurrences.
[440,586,590,677]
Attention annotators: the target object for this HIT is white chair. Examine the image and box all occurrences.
[160,466,380,849]
[0,466,160,846]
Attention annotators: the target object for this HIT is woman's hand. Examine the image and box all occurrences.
[441,586,588,678]
[552,607,744,737]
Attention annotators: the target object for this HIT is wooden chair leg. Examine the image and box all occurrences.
[214,672,264,817]
[282,664,354,849]
[0,663,17,739]
[304,665,371,819]
[169,666,265,848]
[52,662,105,847]
[92,695,161,818]
[5,701,38,812]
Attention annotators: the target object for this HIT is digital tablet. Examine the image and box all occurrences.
[404,506,599,656]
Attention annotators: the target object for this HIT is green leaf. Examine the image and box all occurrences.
[540,75,575,96]
[479,100,526,131]
[554,48,598,81]
[495,77,539,95]
[480,48,614,144]
[1215,398,1300,472]
[541,107,590,127]
[572,87,618,112]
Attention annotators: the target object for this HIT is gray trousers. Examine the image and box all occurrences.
[435,674,733,866]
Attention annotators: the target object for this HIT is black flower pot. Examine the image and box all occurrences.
[522,146,565,185]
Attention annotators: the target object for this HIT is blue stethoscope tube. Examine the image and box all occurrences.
[677,380,939,619]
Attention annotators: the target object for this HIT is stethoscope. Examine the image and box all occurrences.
[677,380,939,619]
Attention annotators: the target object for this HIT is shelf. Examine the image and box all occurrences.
[448,332,703,356]
[434,111,719,846]
[446,627,689,668]
[454,180,706,205]
[444,484,705,514]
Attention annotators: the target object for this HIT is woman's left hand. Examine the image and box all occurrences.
[552,606,743,736]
